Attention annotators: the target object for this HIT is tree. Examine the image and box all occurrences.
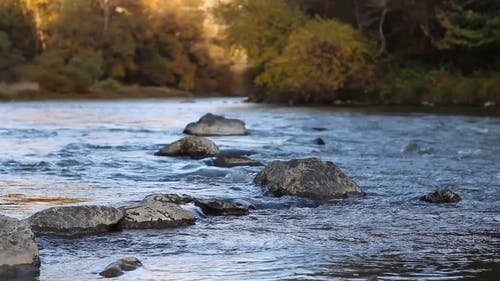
[437,0,500,50]
[213,0,308,66]
[255,19,376,103]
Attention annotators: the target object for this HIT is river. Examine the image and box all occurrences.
[0,98,499,280]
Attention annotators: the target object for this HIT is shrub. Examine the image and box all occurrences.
[93,78,123,94]
[255,18,376,103]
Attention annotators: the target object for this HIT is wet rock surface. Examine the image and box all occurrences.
[99,257,142,278]
[143,193,194,205]
[0,215,40,278]
[118,202,196,229]
[27,205,123,236]
[194,199,249,216]
[184,113,247,136]
[314,138,326,145]
[155,136,219,158]
[420,188,462,203]
[211,155,262,168]
[254,158,364,200]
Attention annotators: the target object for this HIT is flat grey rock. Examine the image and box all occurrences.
[119,202,196,229]
[143,193,194,205]
[184,113,247,136]
[254,158,364,200]
[155,136,219,158]
[27,205,123,236]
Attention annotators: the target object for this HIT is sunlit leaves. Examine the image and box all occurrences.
[256,19,376,102]
[214,0,308,65]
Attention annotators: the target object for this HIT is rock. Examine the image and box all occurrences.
[183,113,247,136]
[0,215,40,278]
[155,136,219,158]
[143,193,194,205]
[212,156,262,168]
[254,158,364,200]
[218,149,257,157]
[118,202,196,229]
[420,188,461,203]
[99,257,142,278]
[194,199,249,216]
[27,205,123,236]
[314,138,326,145]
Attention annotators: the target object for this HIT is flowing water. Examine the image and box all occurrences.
[0,98,499,280]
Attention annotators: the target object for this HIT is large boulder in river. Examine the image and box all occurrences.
[0,215,40,277]
[420,188,461,203]
[254,158,364,200]
[155,136,219,158]
[27,205,123,236]
[184,113,247,136]
[118,202,196,229]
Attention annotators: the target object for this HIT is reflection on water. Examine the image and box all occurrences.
[0,98,499,280]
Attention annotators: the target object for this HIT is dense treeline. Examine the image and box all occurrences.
[0,0,233,96]
[1,0,498,105]
[215,0,500,105]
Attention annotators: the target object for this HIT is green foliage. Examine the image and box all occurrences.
[255,18,376,103]
[93,78,122,94]
[377,59,500,105]
[0,31,11,55]
[27,49,101,93]
[0,0,36,59]
[438,0,500,50]
[214,0,308,65]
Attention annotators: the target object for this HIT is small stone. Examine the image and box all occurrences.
[155,136,219,159]
[184,113,247,136]
[99,257,142,278]
[314,138,326,145]
[194,199,249,216]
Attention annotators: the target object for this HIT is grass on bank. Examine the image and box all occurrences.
[0,81,194,101]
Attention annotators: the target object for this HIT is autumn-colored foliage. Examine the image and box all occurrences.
[255,19,375,103]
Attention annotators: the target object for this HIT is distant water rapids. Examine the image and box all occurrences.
[0,98,499,280]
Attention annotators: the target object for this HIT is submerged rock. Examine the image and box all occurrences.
[0,215,40,278]
[194,199,249,216]
[184,113,247,136]
[155,136,219,158]
[99,257,142,278]
[254,158,364,200]
[420,188,461,203]
[27,205,123,236]
[314,138,326,145]
[212,155,262,168]
[118,202,196,229]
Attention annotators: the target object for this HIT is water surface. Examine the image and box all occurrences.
[1,98,499,280]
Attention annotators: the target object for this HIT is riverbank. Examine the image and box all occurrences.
[0,84,196,101]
